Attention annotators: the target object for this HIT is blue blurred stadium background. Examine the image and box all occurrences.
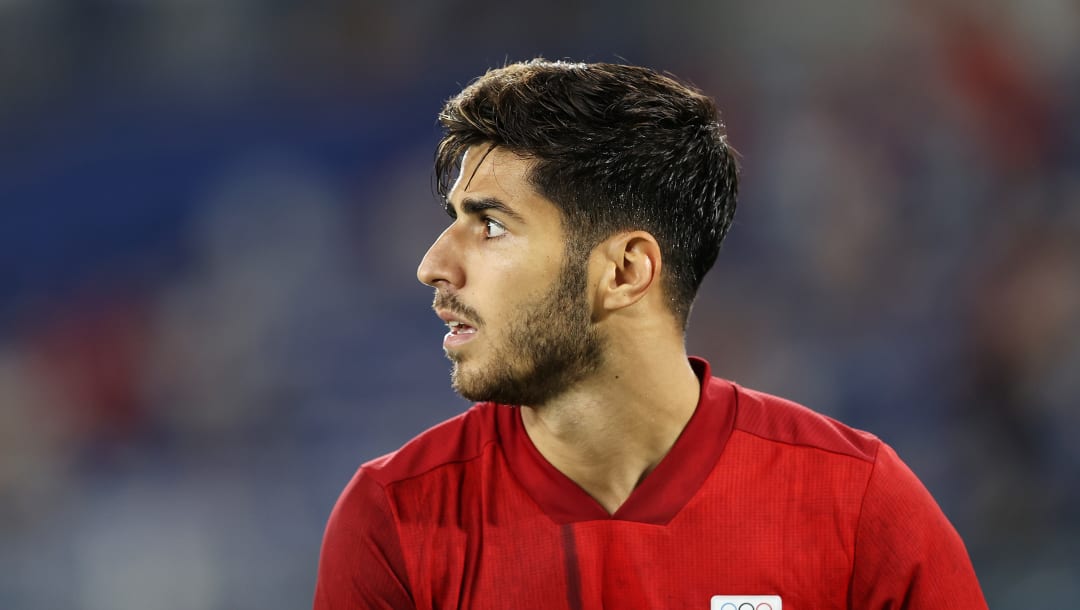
[1,1,1078,608]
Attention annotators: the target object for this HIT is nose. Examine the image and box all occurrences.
[416,226,463,289]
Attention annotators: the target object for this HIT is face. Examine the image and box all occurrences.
[417,145,604,406]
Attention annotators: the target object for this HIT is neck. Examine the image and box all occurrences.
[520,339,701,514]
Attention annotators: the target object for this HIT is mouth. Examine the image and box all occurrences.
[438,311,479,350]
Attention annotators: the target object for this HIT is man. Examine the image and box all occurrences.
[314,60,987,609]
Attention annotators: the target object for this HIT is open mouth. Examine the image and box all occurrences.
[443,320,478,349]
[447,320,477,335]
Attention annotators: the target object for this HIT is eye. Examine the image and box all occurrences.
[483,217,507,238]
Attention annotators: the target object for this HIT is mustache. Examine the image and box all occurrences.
[433,292,485,327]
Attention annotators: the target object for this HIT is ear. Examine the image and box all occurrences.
[595,231,662,313]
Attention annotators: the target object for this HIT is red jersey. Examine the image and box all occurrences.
[314,358,986,609]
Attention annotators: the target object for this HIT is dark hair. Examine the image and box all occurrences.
[435,59,738,328]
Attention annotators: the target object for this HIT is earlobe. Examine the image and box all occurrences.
[599,232,661,313]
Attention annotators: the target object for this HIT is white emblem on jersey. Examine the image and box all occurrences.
[710,595,782,610]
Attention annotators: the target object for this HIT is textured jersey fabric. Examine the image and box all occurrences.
[314,358,987,609]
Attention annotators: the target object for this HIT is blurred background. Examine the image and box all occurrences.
[1,0,1078,608]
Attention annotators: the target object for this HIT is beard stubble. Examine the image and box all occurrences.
[444,252,605,407]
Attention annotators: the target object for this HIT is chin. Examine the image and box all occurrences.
[451,379,491,403]
[451,362,511,403]
[450,361,483,399]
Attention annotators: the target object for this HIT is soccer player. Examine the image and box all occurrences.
[314,60,987,609]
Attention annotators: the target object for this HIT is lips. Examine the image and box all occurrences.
[437,310,479,349]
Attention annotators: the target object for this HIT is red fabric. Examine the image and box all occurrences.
[314,358,987,609]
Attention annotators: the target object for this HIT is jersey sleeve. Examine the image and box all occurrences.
[313,466,415,610]
[848,443,987,609]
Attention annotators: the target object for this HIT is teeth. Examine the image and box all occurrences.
[446,320,476,334]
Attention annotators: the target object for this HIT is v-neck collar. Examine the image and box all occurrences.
[493,357,736,525]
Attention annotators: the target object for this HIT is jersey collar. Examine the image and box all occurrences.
[494,357,737,525]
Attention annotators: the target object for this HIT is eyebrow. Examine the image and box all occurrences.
[447,196,526,223]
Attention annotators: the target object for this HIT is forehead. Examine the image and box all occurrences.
[448,146,552,215]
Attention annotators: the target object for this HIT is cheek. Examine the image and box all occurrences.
[479,241,562,291]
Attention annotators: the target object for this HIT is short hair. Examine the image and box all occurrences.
[435,59,739,328]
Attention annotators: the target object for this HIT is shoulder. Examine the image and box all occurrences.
[360,402,503,488]
[728,381,881,463]
[323,403,502,541]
